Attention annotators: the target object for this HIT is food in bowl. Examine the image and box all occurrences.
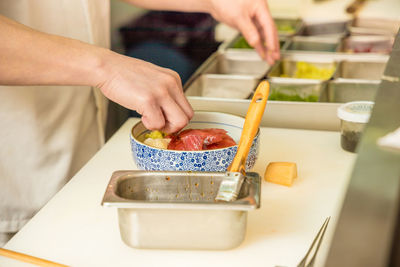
[143,129,236,151]
[130,111,260,172]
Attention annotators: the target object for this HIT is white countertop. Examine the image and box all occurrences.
[1,118,356,267]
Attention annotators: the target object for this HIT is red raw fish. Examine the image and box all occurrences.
[167,128,236,151]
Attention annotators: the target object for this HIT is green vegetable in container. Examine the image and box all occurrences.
[268,90,319,102]
[232,37,253,49]
[277,23,296,34]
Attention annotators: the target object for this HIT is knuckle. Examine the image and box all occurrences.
[155,86,169,99]
[176,116,189,129]
[140,93,156,106]
[247,35,260,47]
[145,118,165,130]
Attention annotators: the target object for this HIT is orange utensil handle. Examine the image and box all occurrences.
[228,80,270,173]
[0,248,68,267]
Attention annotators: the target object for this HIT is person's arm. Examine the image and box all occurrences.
[0,15,193,133]
[124,0,280,64]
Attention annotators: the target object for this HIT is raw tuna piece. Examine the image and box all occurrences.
[167,128,236,151]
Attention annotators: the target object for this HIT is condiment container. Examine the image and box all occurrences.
[337,101,374,152]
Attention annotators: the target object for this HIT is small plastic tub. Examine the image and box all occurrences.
[337,101,374,152]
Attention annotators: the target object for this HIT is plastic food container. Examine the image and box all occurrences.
[337,101,374,152]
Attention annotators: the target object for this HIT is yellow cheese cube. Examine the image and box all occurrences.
[264,162,298,187]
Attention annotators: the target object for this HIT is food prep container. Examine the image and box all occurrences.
[337,101,374,152]
[267,77,328,102]
[285,36,342,53]
[267,55,338,81]
[200,50,270,78]
[102,170,261,250]
[184,74,259,99]
[349,18,400,36]
[342,35,394,54]
[328,79,380,103]
[334,59,387,80]
[220,33,288,52]
[274,17,304,37]
[300,20,350,37]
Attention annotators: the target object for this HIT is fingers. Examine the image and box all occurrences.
[140,100,166,131]
[238,16,265,60]
[159,95,189,134]
[139,72,191,133]
[159,68,194,120]
[254,4,280,62]
[235,1,280,64]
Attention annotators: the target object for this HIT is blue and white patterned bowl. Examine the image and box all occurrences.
[130,111,260,172]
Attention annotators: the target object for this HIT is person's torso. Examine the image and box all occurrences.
[0,0,110,232]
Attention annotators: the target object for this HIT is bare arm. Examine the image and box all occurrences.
[124,0,280,64]
[0,15,193,133]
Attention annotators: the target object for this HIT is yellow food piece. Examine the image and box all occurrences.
[145,130,165,139]
[143,138,171,149]
[264,162,298,187]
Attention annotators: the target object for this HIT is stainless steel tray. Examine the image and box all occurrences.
[102,170,261,250]
[275,17,304,37]
[267,54,338,81]
[349,18,400,36]
[200,50,271,78]
[219,33,288,52]
[267,77,328,102]
[334,58,387,80]
[285,36,342,53]
[327,79,380,103]
[342,35,394,54]
[187,97,341,131]
[300,20,350,37]
[184,74,259,99]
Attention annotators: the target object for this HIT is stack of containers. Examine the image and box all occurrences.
[183,17,396,131]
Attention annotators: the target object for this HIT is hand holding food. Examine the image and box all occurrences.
[97,51,194,134]
[208,0,280,64]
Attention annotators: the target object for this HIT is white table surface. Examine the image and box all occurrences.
[1,118,356,267]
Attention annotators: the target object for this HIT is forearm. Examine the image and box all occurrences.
[0,15,106,86]
[122,0,213,13]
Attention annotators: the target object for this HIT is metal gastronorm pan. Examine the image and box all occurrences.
[328,79,380,103]
[102,170,261,250]
[184,74,259,99]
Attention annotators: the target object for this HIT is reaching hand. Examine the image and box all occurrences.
[97,51,193,134]
[209,0,280,64]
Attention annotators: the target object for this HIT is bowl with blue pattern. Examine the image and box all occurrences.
[130,111,260,172]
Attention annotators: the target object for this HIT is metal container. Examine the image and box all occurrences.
[285,36,342,53]
[200,50,270,78]
[267,55,338,81]
[342,35,394,54]
[349,18,400,36]
[328,79,380,103]
[334,59,387,80]
[267,77,328,102]
[184,74,259,99]
[274,17,304,37]
[220,33,288,52]
[102,170,261,250]
[300,20,350,37]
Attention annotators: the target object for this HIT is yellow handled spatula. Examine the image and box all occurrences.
[215,80,270,202]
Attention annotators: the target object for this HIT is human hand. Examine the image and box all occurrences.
[96,50,193,134]
[209,0,280,64]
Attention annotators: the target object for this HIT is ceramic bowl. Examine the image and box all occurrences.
[130,111,260,172]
